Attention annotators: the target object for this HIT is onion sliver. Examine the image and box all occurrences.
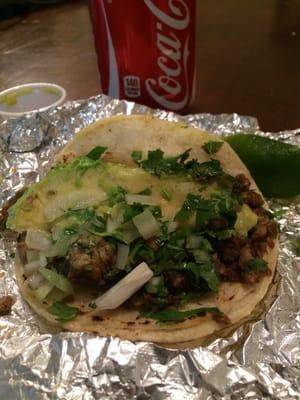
[35,282,54,301]
[115,243,130,270]
[26,230,52,252]
[125,194,157,205]
[186,235,203,249]
[93,262,153,312]
[27,273,45,289]
[132,209,161,240]
[24,260,40,276]
[39,267,73,295]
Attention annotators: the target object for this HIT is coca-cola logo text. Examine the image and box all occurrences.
[144,0,191,110]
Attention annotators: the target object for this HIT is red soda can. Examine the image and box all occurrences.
[89,0,196,112]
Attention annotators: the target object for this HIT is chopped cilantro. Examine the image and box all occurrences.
[107,186,127,206]
[175,194,214,225]
[160,188,172,201]
[246,258,268,272]
[183,262,220,292]
[72,157,101,187]
[202,141,224,154]
[131,150,143,163]
[266,208,286,219]
[206,229,235,240]
[86,146,107,160]
[149,205,162,219]
[138,187,152,195]
[292,237,300,256]
[64,227,78,236]
[187,159,224,179]
[88,302,97,309]
[134,149,191,177]
[122,203,144,222]
[47,302,79,321]
[142,307,221,323]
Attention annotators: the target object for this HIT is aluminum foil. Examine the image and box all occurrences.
[0,95,299,400]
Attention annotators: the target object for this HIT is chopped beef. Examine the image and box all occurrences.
[266,219,278,238]
[145,237,160,250]
[166,270,190,292]
[67,234,116,283]
[251,240,268,257]
[127,292,154,308]
[213,254,241,281]
[217,236,246,263]
[243,191,264,208]
[208,216,229,230]
[250,223,268,240]
[238,244,254,268]
[233,174,251,193]
[0,295,15,315]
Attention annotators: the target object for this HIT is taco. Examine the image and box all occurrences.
[6,115,279,345]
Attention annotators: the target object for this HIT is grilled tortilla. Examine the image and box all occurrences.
[7,115,279,346]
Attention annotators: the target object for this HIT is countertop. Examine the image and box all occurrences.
[1,0,300,132]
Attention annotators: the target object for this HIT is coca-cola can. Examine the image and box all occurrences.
[89,0,196,112]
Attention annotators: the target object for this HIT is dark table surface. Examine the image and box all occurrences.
[1,0,300,132]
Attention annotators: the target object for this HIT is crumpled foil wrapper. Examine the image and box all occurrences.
[0,95,299,400]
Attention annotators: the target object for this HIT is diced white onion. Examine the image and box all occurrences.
[26,250,39,263]
[120,223,140,244]
[39,267,73,295]
[145,276,162,294]
[186,235,202,249]
[43,190,107,222]
[39,254,48,267]
[106,217,121,233]
[27,272,45,289]
[132,209,161,240]
[125,194,157,206]
[24,260,40,277]
[168,221,178,233]
[25,230,52,252]
[93,262,153,312]
[115,243,130,270]
[35,282,54,301]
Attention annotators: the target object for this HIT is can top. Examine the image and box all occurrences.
[0,83,66,118]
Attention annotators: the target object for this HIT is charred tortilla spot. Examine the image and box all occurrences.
[213,313,231,325]
[127,322,135,325]
[92,315,103,321]
[46,190,56,197]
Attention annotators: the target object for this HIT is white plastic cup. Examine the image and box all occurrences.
[0,82,66,119]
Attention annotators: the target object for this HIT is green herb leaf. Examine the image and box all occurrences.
[86,146,107,160]
[161,188,172,201]
[175,194,214,224]
[187,159,224,179]
[71,157,101,187]
[184,262,220,292]
[107,186,127,206]
[138,187,152,195]
[88,302,97,309]
[131,150,143,163]
[47,302,79,321]
[246,258,268,272]
[142,307,221,323]
[138,149,191,177]
[292,238,300,256]
[202,141,224,154]
[122,203,144,222]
